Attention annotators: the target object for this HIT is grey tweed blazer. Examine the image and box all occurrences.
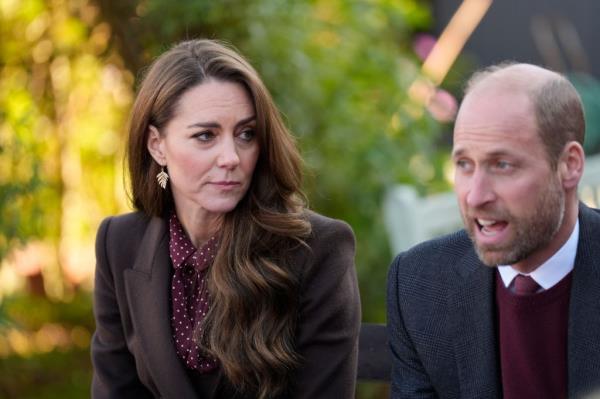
[387,203,600,399]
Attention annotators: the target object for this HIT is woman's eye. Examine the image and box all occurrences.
[238,129,256,142]
[193,131,214,141]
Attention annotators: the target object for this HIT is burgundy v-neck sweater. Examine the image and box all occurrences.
[496,272,572,399]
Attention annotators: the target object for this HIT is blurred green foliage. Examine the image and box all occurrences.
[1,0,450,397]
[0,292,94,398]
[1,349,92,399]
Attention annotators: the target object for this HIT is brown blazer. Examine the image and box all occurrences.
[91,210,360,398]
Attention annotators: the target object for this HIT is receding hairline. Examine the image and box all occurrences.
[465,63,565,98]
[458,62,586,168]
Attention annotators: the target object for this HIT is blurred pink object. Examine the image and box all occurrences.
[413,33,437,61]
[427,89,458,123]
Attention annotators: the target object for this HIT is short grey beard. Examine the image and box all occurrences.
[468,181,565,267]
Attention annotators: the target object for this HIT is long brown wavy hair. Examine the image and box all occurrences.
[127,39,311,398]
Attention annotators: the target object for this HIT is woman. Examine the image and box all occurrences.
[91,39,360,399]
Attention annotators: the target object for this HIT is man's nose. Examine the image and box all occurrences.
[465,171,496,208]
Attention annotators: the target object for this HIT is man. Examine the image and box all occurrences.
[387,63,600,399]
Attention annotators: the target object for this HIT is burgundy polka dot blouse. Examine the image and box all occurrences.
[168,213,219,372]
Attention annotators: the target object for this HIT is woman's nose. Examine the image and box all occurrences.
[216,137,240,169]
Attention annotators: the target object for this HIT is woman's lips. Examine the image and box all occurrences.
[209,181,241,190]
[211,181,239,185]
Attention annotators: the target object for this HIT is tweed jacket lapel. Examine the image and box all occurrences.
[123,216,199,398]
[568,204,600,397]
[449,249,501,399]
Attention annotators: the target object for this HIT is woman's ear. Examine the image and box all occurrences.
[147,125,166,166]
[559,141,585,190]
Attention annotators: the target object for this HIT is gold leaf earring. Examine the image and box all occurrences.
[156,166,169,189]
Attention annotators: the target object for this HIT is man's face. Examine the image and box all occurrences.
[452,86,565,270]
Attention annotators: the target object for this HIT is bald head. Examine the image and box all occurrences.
[461,63,585,168]
[465,63,557,94]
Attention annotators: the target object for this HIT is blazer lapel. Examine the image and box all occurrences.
[449,250,501,399]
[568,204,600,397]
[124,216,198,398]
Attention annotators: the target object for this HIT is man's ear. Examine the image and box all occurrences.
[147,125,166,166]
[558,141,584,190]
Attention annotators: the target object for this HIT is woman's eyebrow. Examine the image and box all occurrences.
[186,115,256,129]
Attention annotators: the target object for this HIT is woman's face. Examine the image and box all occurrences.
[148,79,259,219]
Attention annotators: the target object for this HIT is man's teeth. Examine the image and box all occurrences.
[478,219,496,226]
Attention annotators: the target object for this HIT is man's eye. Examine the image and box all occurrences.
[496,160,512,170]
[455,159,472,171]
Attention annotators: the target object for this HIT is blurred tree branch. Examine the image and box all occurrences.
[93,0,144,73]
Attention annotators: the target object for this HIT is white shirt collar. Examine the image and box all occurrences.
[497,220,579,290]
